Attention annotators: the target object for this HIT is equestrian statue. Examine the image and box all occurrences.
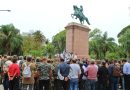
[71,5,90,25]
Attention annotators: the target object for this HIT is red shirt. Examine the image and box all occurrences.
[86,64,98,80]
[8,63,20,77]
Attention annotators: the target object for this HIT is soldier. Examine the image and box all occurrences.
[37,58,52,90]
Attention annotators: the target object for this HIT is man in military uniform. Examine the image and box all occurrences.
[37,58,52,90]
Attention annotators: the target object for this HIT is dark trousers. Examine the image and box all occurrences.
[124,75,130,90]
[60,80,69,90]
[34,77,39,90]
[79,79,86,90]
[54,79,62,90]
[9,76,20,90]
[3,73,9,90]
[97,82,108,90]
[0,67,2,84]
[38,79,50,90]
[109,77,118,90]
[86,79,97,90]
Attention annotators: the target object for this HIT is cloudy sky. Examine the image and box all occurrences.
[0,0,130,41]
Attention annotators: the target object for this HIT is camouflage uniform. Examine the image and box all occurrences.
[37,62,51,90]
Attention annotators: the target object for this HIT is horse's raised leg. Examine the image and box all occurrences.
[79,19,82,24]
[85,18,90,25]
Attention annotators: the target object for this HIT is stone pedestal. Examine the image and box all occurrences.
[65,22,90,59]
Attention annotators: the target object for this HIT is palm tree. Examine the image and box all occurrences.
[89,29,103,59]
[100,32,115,58]
[0,24,23,55]
[118,25,130,60]
[52,30,66,54]
[33,30,46,43]
[89,29,116,59]
[42,43,55,58]
[33,30,46,50]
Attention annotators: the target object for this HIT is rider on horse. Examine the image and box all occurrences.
[71,5,90,25]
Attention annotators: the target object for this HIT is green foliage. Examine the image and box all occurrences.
[89,28,102,39]
[89,29,117,60]
[52,30,66,54]
[29,50,42,57]
[1,23,130,61]
[118,24,130,60]
[105,52,119,60]
[22,30,46,56]
[33,30,46,44]
[42,43,55,58]
[0,24,23,55]
[118,25,130,37]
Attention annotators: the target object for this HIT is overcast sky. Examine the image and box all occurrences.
[0,0,130,41]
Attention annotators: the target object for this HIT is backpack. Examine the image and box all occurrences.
[23,63,32,78]
[112,64,121,77]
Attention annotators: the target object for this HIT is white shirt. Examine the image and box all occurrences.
[69,63,81,79]
[123,62,130,75]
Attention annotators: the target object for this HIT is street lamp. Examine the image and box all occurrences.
[0,9,11,28]
[0,10,11,12]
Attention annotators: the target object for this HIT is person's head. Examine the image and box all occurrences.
[26,55,32,62]
[36,57,40,62]
[73,59,77,63]
[47,59,51,63]
[19,56,23,60]
[102,61,106,66]
[60,58,64,62]
[70,59,76,63]
[105,59,108,63]
[109,61,112,64]
[41,57,47,62]
[115,62,120,67]
[12,55,18,63]
[7,56,12,60]
[90,60,95,65]
[3,55,7,59]
[83,60,86,64]
[122,59,127,64]
[24,56,26,60]
[114,60,117,64]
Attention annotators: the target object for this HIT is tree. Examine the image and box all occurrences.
[42,43,55,58]
[0,24,23,55]
[118,25,130,60]
[105,52,119,60]
[52,30,66,54]
[22,33,34,55]
[22,30,46,56]
[89,29,103,59]
[33,30,46,49]
[89,29,117,60]
[100,32,116,58]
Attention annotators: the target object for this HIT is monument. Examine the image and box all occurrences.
[65,5,91,59]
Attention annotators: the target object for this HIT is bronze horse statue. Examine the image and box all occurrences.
[71,5,90,25]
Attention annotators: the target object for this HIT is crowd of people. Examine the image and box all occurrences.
[0,55,130,90]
